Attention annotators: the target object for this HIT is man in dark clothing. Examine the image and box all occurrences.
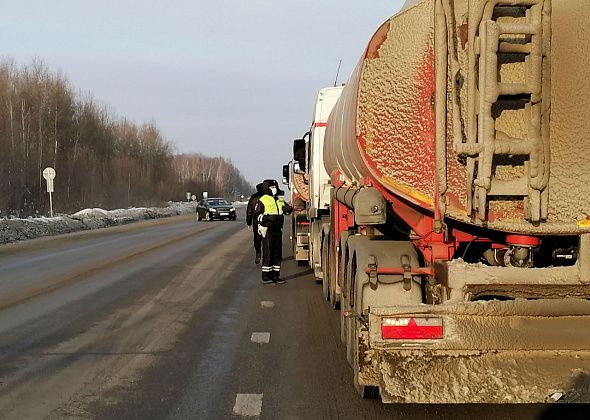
[255,179,292,284]
[246,183,264,265]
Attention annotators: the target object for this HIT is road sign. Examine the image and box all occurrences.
[43,167,56,180]
[42,167,56,217]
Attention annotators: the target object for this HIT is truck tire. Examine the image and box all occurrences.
[345,249,358,366]
[339,230,354,345]
[310,220,323,282]
[321,232,330,300]
[328,230,340,310]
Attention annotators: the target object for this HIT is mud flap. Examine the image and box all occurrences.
[354,322,381,397]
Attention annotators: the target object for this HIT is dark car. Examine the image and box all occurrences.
[196,198,236,221]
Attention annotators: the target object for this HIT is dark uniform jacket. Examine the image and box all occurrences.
[246,183,264,227]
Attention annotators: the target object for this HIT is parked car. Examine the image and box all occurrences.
[196,198,236,221]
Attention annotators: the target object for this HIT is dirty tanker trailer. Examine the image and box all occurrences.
[314,0,590,403]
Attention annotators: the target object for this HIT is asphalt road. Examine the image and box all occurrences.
[0,212,588,419]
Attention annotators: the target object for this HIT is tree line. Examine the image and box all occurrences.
[174,153,252,202]
[0,59,252,217]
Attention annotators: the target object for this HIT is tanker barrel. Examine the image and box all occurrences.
[334,186,386,225]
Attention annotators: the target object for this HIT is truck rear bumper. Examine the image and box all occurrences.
[368,299,590,403]
[378,349,590,403]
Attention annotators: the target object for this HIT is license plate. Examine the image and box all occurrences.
[220,212,228,216]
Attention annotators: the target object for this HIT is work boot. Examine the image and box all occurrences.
[255,253,261,265]
[272,271,285,284]
[262,271,273,284]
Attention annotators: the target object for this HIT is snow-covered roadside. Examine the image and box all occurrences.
[0,202,202,245]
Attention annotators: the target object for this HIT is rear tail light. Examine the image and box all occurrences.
[381,317,443,340]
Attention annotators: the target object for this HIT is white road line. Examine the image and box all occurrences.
[250,332,271,344]
[233,393,263,417]
[260,300,275,308]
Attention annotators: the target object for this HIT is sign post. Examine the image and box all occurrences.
[42,167,56,217]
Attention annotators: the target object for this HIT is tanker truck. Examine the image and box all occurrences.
[293,0,590,403]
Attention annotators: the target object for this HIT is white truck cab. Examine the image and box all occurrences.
[307,86,344,219]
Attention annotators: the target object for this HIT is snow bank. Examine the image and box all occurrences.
[0,202,197,245]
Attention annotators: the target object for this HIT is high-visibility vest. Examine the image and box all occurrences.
[259,195,285,215]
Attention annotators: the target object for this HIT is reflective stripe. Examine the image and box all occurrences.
[261,266,271,272]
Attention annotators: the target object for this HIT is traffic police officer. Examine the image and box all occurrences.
[246,182,264,264]
[255,179,292,284]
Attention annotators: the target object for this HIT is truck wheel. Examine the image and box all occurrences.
[328,232,340,310]
[310,220,323,282]
[345,250,358,367]
[339,231,353,344]
[321,233,330,300]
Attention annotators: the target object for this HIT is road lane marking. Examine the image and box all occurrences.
[233,393,263,417]
[260,301,275,308]
[250,332,271,344]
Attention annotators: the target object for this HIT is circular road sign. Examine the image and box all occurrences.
[43,167,56,180]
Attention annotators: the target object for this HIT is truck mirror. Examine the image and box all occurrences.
[282,164,290,185]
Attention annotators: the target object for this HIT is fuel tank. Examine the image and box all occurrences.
[324,0,590,235]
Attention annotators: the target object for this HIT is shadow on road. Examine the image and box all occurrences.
[535,404,590,420]
[535,371,590,419]
[283,268,314,281]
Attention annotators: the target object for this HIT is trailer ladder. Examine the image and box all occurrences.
[457,0,551,222]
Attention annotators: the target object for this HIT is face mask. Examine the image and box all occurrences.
[270,186,277,196]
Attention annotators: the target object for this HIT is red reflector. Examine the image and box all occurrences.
[381,317,443,340]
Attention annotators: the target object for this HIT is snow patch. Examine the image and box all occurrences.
[0,202,197,245]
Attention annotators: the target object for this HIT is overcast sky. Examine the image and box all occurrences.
[2,0,405,187]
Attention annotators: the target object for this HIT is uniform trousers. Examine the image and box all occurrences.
[252,221,262,255]
[261,230,282,280]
